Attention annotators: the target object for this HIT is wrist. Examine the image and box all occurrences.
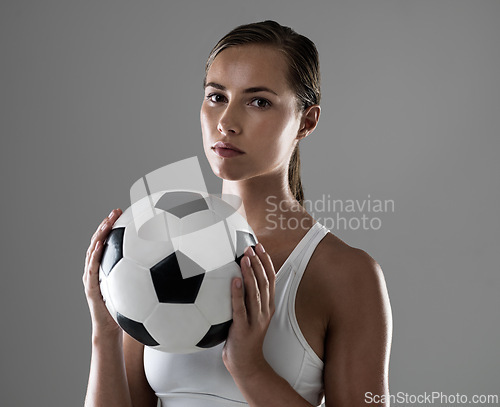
[91,328,123,348]
[229,355,271,383]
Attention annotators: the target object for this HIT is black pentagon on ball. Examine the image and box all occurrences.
[235,247,257,267]
[116,312,159,346]
[101,227,125,276]
[196,319,233,349]
[150,251,205,303]
[235,230,258,259]
[155,191,209,219]
[235,230,257,267]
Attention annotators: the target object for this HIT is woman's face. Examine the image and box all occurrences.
[201,44,303,182]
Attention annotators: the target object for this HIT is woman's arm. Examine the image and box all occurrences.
[85,331,157,407]
[85,330,133,407]
[83,209,157,407]
[322,249,393,407]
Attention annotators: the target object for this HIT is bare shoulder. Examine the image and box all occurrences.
[309,231,383,282]
[307,232,391,325]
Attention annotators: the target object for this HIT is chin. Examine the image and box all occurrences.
[206,156,249,182]
[211,163,246,181]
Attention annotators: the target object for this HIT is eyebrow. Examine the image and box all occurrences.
[204,81,278,96]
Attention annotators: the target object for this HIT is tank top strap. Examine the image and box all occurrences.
[274,221,329,284]
[292,221,329,280]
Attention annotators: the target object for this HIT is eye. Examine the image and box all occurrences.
[249,98,272,109]
[206,93,227,104]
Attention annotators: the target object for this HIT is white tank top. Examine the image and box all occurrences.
[144,221,330,406]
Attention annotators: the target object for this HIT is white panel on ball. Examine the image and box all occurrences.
[99,272,118,320]
[225,210,254,234]
[178,221,234,271]
[123,220,176,269]
[145,303,210,354]
[138,212,184,247]
[107,258,158,322]
[195,262,241,324]
[128,191,181,242]
[224,212,255,251]
[113,205,135,229]
[178,209,223,237]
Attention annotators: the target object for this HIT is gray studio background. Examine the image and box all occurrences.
[1,1,499,406]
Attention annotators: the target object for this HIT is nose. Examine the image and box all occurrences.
[217,104,242,136]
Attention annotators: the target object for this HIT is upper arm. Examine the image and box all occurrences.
[123,332,159,407]
[322,249,393,407]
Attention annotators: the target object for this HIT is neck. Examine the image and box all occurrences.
[221,171,305,236]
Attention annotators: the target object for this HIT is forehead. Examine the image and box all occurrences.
[206,45,291,93]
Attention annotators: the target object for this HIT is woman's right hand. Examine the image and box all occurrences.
[83,208,123,338]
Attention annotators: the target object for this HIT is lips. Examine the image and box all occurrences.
[211,141,244,158]
[212,141,244,153]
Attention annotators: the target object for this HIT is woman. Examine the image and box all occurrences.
[83,20,392,407]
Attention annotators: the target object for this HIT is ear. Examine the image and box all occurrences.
[296,105,321,140]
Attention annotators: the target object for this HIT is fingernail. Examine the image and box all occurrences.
[108,210,114,218]
[235,278,242,289]
[256,243,265,253]
[246,246,255,256]
[244,257,251,267]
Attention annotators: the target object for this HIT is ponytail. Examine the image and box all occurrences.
[288,145,304,206]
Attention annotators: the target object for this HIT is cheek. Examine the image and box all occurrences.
[200,106,208,131]
[258,115,298,152]
[269,123,300,167]
[200,107,214,144]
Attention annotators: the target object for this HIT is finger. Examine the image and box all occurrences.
[255,242,276,314]
[85,220,110,270]
[85,240,104,291]
[90,212,112,243]
[240,253,261,320]
[90,208,122,244]
[246,246,269,314]
[86,209,122,270]
[231,277,247,326]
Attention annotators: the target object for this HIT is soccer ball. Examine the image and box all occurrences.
[98,190,257,354]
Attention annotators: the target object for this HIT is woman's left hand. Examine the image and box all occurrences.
[222,242,276,380]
